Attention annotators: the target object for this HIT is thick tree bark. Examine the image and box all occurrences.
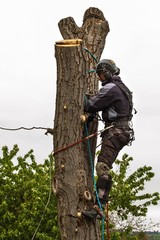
[53,7,109,240]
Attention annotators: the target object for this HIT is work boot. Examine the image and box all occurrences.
[82,205,105,219]
[82,207,98,219]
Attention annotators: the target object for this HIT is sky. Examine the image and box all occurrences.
[0,0,160,231]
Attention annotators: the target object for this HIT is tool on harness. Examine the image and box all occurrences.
[104,119,135,146]
[87,113,104,123]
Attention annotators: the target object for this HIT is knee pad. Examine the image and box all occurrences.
[96,176,112,190]
[96,162,110,178]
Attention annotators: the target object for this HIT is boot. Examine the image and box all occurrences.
[82,207,98,219]
[82,198,106,219]
[82,205,106,219]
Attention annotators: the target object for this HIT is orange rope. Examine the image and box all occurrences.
[53,131,99,155]
[106,203,110,240]
[53,125,114,156]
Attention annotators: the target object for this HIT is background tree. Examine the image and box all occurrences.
[110,154,160,219]
[0,145,159,239]
[108,154,160,239]
[53,7,109,240]
[0,145,59,240]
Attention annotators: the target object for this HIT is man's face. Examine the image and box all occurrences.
[97,72,106,81]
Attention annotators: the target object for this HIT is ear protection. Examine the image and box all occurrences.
[103,70,112,80]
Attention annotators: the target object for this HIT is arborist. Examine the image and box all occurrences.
[83,59,135,218]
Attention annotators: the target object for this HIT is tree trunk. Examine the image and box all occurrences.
[53,7,109,240]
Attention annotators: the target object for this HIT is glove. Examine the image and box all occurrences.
[87,113,96,122]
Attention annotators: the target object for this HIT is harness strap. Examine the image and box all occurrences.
[105,120,130,128]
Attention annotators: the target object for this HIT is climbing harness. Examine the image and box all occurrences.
[112,79,137,121]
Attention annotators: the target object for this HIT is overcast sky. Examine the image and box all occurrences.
[0,0,160,230]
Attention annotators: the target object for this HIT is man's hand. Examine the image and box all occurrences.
[87,113,96,122]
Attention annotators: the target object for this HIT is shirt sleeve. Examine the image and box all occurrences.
[84,84,116,113]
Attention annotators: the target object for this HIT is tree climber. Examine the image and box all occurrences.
[83,59,135,218]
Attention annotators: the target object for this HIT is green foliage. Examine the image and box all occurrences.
[110,154,160,220]
[0,146,159,240]
[0,145,60,240]
[107,154,160,239]
[111,230,149,240]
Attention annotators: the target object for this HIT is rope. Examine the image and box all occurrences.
[84,123,105,240]
[83,47,98,73]
[31,154,53,240]
[0,126,47,131]
[106,203,110,240]
[0,126,54,135]
[83,48,98,63]
[53,125,113,156]
[53,131,98,156]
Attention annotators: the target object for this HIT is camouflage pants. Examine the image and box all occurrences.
[96,127,130,203]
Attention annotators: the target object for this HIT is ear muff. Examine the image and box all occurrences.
[114,67,120,75]
[104,70,112,80]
